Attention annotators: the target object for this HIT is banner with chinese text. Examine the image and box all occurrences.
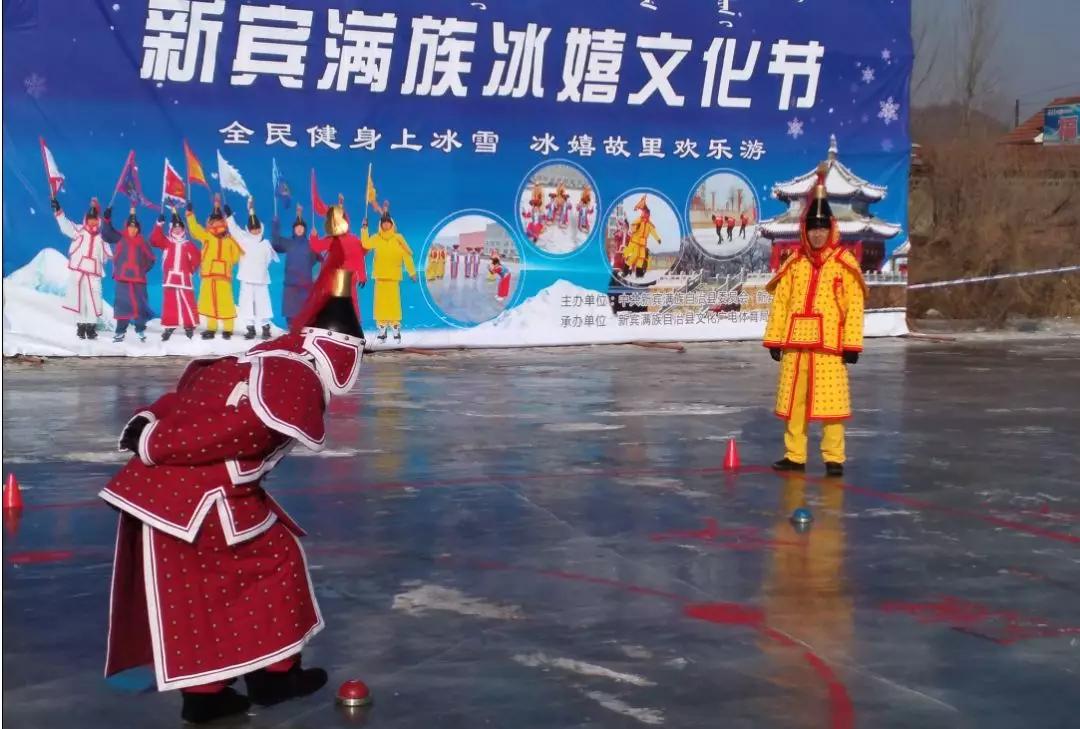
[2,0,912,356]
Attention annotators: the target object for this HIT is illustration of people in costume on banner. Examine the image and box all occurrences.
[102,206,156,342]
[227,197,279,340]
[365,199,417,343]
[187,194,242,339]
[489,253,512,302]
[621,195,661,279]
[51,194,112,339]
[150,208,201,340]
[576,185,594,234]
[272,204,321,329]
[522,183,546,243]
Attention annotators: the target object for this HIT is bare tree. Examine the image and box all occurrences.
[956,0,1001,128]
[911,2,944,100]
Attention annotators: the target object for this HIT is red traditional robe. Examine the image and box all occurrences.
[101,327,364,691]
[150,224,201,329]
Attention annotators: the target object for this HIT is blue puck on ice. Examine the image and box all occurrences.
[790,507,813,526]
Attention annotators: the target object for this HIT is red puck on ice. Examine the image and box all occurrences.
[336,679,373,707]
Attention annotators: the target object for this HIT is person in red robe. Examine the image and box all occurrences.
[489,254,512,302]
[307,197,368,323]
[149,209,201,340]
[100,242,368,723]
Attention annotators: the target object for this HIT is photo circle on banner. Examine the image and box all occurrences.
[516,160,600,256]
[421,211,524,327]
[603,189,682,287]
[685,170,760,258]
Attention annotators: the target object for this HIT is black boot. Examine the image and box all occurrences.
[393,327,402,343]
[222,330,233,340]
[201,330,216,340]
[772,458,806,472]
[244,325,257,340]
[245,663,328,707]
[185,327,195,339]
[162,328,174,342]
[180,688,251,724]
[825,462,844,478]
[261,324,271,340]
[77,324,87,340]
[87,325,98,340]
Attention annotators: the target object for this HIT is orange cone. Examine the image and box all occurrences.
[722,439,741,471]
[3,473,24,510]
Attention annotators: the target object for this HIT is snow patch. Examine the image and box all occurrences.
[392,583,523,620]
[512,653,655,686]
[581,690,665,725]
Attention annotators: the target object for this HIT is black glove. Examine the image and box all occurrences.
[223,204,233,217]
[51,197,61,212]
[104,206,113,221]
[769,348,782,362]
[158,212,166,224]
[843,351,860,365]
[119,416,150,453]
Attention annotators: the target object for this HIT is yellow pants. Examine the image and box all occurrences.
[783,353,846,464]
[203,317,234,334]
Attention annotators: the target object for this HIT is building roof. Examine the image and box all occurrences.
[1000,96,1080,145]
[758,213,902,241]
[772,135,887,203]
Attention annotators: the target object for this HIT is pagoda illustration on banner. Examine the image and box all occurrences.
[759,135,902,272]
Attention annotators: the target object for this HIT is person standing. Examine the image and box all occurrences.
[366,204,416,343]
[53,196,112,339]
[228,198,279,340]
[271,204,320,329]
[763,166,866,477]
[187,194,242,340]
[103,206,156,342]
[150,209,201,341]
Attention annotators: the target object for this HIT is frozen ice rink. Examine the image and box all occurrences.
[4,336,1080,728]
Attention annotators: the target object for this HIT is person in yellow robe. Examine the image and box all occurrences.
[365,205,416,343]
[187,196,243,339]
[763,166,866,477]
[621,195,661,279]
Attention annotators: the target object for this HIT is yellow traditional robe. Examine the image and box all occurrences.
[187,212,242,322]
[366,225,416,326]
[763,244,866,421]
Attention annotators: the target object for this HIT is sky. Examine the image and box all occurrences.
[912,0,1080,121]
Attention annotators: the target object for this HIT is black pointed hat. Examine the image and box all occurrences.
[126,207,141,231]
[247,210,261,232]
[170,209,185,229]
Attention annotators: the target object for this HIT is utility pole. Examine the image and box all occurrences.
[1015,98,1020,128]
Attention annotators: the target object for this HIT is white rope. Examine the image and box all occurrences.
[908,264,1080,290]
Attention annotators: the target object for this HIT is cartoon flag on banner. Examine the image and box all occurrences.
[39,137,65,198]
[310,168,329,217]
[216,149,250,197]
[272,158,292,213]
[184,140,209,191]
[115,151,159,210]
[366,163,378,208]
[161,158,187,207]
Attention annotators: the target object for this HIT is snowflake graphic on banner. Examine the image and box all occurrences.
[881,48,892,61]
[787,118,804,139]
[878,96,900,125]
[861,67,875,84]
[881,138,894,152]
[24,73,46,98]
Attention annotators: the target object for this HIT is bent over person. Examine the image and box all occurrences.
[763,164,866,478]
[101,254,367,723]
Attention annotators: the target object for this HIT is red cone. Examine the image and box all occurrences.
[3,508,21,539]
[336,679,372,707]
[3,474,23,510]
[722,439,741,471]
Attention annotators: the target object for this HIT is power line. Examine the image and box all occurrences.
[1016,81,1080,103]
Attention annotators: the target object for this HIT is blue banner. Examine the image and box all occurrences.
[2,0,912,354]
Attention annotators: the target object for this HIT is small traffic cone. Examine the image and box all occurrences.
[3,508,21,539]
[722,439,741,471]
[3,473,24,510]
